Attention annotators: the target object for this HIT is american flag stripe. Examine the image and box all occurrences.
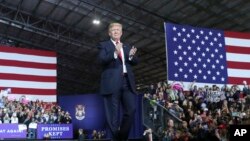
[225,31,250,85]
[0,59,56,69]
[0,45,56,56]
[225,38,250,47]
[227,69,250,78]
[227,61,250,69]
[0,51,56,64]
[226,46,250,54]
[165,23,250,90]
[0,66,56,76]
[228,77,250,84]
[226,53,250,63]
[0,46,57,102]
[225,31,250,39]
[0,73,56,82]
[0,87,56,95]
[0,80,56,89]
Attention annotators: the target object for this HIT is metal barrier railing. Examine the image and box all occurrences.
[142,97,183,137]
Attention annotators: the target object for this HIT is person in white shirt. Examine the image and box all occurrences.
[11,112,19,123]
[3,113,10,123]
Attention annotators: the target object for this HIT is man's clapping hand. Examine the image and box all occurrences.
[129,46,137,57]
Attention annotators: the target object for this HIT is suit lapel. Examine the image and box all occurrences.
[108,40,116,52]
[123,44,129,61]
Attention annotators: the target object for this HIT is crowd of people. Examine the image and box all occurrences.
[77,129,107,141]
[144,81,250,141]
[2,79,250,141]
[0,96,72,125]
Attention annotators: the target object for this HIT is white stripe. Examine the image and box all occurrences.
[0,52,56,64]
[168,81,244,91]
[225,37,250,47]
[0,80,56,89]
[6,94,57,102]
[227,68,250,78]
[0,66,56,76]
[226,52,250,63]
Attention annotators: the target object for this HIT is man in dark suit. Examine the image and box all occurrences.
[98,22,138,141]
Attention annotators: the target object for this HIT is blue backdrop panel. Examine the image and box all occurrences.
[58,94,143,139]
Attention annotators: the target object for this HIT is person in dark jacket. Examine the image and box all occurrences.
[98,22,139,141]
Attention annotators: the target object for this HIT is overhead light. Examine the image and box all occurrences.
[92,8,100,25]
[93,19,100,25]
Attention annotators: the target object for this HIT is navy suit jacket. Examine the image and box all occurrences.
[98,40,138,95]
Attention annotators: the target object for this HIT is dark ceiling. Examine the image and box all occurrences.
[0,0,250,95]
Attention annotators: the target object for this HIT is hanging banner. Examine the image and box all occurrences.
[0,124,27,139]
[36,124,73,139]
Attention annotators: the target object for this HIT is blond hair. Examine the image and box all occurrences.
[108,22,122,31]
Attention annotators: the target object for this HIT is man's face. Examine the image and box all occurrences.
[109,24,122,41]
[168,119,174,127]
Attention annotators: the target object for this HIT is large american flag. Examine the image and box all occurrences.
[165,23,250,88]
[0,46,57,102]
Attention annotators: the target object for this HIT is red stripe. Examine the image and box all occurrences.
[226,45,250,54]
[228,77,250,85]
[0,87,56,95]
[0,59,56,69]
[225,31,250,39]
[0,46,56,57]
[227,61,250,69]
[0,73,56,82]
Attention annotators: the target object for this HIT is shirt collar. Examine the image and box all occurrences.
[110,39,120,45]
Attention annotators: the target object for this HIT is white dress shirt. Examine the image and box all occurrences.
[111,39,127,73]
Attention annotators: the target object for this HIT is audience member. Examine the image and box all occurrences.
[144,80,250,141]
[78,128,85,141]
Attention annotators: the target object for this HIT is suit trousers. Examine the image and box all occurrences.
[103,74,136,141]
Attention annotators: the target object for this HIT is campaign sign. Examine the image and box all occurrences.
[37,124,73,139]
[0,124,27,138]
